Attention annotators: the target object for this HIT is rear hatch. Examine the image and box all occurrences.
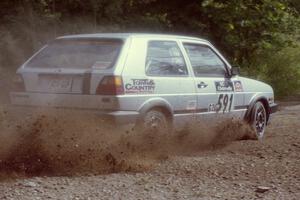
[20,38,123,94]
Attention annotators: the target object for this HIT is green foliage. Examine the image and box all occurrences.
[242,45,300,98]
[0,0,299,97]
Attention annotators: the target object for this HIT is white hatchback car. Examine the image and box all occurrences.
[10,33,278,139]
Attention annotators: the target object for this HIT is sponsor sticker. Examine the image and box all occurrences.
[233,81,243,92]
[125,79,155,94]
[208,103,216,112]
[215,81,234,92]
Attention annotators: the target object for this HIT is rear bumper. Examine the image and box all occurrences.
[10,92,140,125]
[269,103,278,114]
[10,92,118,110]
[98,111,139,124]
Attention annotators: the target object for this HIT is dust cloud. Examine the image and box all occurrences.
[0,106,254,178]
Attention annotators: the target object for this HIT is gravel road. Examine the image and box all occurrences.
[0,104,299,200]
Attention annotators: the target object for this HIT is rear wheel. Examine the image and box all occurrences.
[133,109,171,157]
[142,109,170,135]
[250,101,267,140]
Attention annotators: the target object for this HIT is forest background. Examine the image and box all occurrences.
[0,0,299,98]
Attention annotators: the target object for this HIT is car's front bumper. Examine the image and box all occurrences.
[269,103,278,114]
[267,103,278,125]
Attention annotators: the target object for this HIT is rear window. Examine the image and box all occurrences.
[26,38,123,69]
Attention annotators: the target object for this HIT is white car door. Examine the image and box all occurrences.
[182,42,239,122]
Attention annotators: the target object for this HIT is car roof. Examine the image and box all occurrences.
[57,33,209,43]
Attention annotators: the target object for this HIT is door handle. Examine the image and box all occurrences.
[198,82,208,89]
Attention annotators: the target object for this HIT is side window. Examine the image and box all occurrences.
[146,41,188,76]
[183,43,227,77]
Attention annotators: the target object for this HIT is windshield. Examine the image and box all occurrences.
[26,38,123,69]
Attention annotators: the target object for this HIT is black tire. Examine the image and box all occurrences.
[139,109,171,135]
[250,101,267,140]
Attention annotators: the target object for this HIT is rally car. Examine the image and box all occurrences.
[10,33,278,139]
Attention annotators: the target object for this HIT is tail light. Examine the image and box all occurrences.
[12,74,25,92]
[96,76,124,95]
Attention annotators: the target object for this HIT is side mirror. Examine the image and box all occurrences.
[231,66,240,76]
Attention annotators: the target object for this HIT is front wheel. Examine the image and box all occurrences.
[250,101,267,140]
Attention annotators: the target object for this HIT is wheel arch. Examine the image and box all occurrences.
[244,96,270,123]
[138,98,174,121]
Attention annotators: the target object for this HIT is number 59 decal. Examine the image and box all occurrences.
[216,94,233,113]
